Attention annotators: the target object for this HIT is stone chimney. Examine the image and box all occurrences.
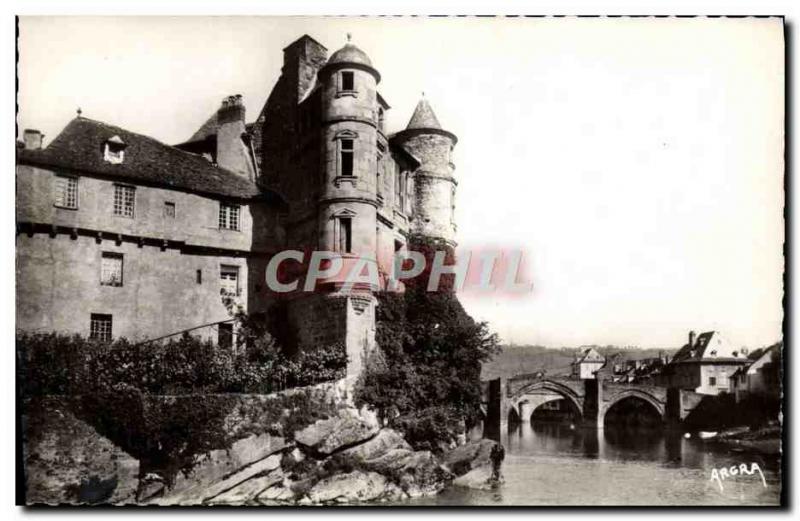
[282,35,328,102]
[23,129,43,150]
[688,330,695,348]
[216,95,254,180]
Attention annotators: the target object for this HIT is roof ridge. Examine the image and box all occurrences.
[28,116,264,200]
[67,116,253,180]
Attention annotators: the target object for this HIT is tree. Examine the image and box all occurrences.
[355,236,499,451]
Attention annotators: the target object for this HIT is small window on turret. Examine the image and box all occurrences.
[338,218,353,253]
[340,139,354,177]
[341,71,355,92]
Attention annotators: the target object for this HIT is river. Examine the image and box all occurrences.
[408,420,782,506]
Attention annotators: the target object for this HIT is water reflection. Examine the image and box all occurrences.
[417,417,781,505]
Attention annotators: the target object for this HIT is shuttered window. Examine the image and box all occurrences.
[100,252,123,287]
[54,175,78,209]
[220,265,240,296]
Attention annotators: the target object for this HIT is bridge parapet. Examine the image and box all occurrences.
[484,373,685,431]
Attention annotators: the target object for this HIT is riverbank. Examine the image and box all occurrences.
[710,424,782,456]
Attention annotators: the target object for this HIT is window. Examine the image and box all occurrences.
[218,322,233,349]
[395,168,406,210]
[451,185,456,225]
[219,202,240,230]
[378,108,385,132]
[341,71,355,92]
[164,201,176,218]
[113,184,135,217]
[54,175,78,209]
[338,218,352,253]
[376,153,383,200]
[196,269,202,285]
[709,376,716,386]
[340,139,354,177]
[103,136,126,164]
[90,314,113,342]
[100,252,123,287]
[220,265,240,296]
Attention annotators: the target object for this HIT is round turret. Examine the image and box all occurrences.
[317,37,381,282]
[393,97,458,245]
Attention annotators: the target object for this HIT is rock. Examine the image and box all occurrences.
[340,429,411,462]
[294,410,379,456]
[136,474,165,502]
[290,447,306,463]
[452,464,495,491]
[23,400,140,505]
[201,454,282,503]
[353,446,452,498]
[442,439,498,476]
[257,481,296,503]
[205,468,284,505]
[160,433,287,502]
[156,453,282,506]
[393,450,452,497]
[306,471,403,503]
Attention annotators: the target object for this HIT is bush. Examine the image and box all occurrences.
[17,308,347,490]
[354,236,500,451]
[17,332,346,397]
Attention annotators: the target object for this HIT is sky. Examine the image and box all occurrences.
[16,16,785,350]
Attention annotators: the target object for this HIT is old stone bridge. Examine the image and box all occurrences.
[483,373,704,430]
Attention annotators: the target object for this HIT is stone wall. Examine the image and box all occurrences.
[285,293,376,376]
[23,397,140,505]
[16,233,267,342]
[15,163,283,341]
[16,165,280,252]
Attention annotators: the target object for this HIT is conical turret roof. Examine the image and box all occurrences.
[406,97,442,130]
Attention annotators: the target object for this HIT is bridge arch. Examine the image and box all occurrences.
[601,389,665,426]
[512,380,585,423]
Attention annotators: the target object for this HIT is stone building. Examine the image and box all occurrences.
[656,331,749,396]
[571,347,605,379]
[15,34,459,375]
[730,342,782,403]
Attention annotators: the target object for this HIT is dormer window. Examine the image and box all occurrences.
[104,135,127,164]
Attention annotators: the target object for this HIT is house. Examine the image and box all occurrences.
[571,347,605,379]
[657,331,749,395]
[730,342,782,403]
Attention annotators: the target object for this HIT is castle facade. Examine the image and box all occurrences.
[15,34,458,374]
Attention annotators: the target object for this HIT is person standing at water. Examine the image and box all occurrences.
[490,443,506,484]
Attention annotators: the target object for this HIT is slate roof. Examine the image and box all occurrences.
[328,43,373,68]
[17,117,271,201]
[575,347,605,364]
[670,331,747,364]
[406,98,443,130]
[186,111,220,143]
